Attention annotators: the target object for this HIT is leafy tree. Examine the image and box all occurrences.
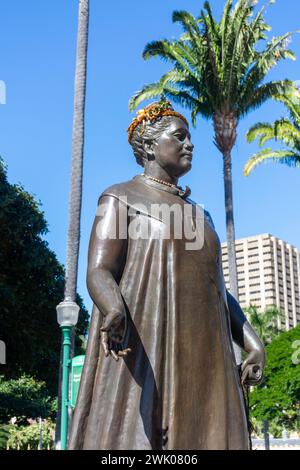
[244,87,300,175]
[250,324,300,432]
[0,424,13,450]
[0,158,89,395]
[7,420,55,450]
[244,305,283,345]
[129,0,297,302]
[0,375,56,425]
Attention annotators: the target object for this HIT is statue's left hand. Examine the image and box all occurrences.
[240,347,265,386]
[100,311,131,362]
[100,330,131,362]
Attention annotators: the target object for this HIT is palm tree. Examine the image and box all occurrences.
[129,0,296,301]
[244,89,300,175]
[65,0,89,304]
[55,0,89,447]
[244,305,283,345]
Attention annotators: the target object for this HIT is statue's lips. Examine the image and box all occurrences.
[182,153,193,161]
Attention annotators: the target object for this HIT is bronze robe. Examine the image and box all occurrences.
[69,174,249,450]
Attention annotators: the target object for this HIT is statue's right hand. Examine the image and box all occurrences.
[100,311,131,362]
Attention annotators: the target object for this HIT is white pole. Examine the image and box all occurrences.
[39,417,43,450]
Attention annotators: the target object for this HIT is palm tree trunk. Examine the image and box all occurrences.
[55,0,89,448]
[65,0,89,303]
[223,150,239,300]
[223,150,241,364]
[213,111,240,363]
[213,111,239,298]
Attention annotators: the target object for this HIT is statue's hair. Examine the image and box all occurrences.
[130,116,178,167]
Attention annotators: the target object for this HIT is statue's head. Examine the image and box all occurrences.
[127,100,194,178]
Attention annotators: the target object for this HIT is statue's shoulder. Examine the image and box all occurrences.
[98,177,140,205]
[185,197,215,229]
[204,209,215,229]
[100,180,132,198]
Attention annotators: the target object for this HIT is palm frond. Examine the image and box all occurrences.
[142,40,199,82]
[244,148,300,176]
[172,10,203,59]
[172,10,200,34]
[191,99,212,125]
[240,32,296,101]
[222,0,254,85]
[203,1,219,41]
[200,8,222,95]
[129,82,164,111]
[271,88,300,127]
[220,0,233,68]
[244,305,283,345]
[250,5,271,42]
[274,119,300,148]
[227,1,256,100]
[158,68,199,97]
[174,41,199,69]
[231,0,253,23]
[160,84,200,110]
[246,122,274,145]
[241,80,295,115]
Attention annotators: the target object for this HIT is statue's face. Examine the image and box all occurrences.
[152,117,194,178]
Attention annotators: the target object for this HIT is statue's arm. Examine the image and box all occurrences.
[227,290,266,384]
[87,195,128,345]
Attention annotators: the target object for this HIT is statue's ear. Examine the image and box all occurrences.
[143,140,155,159]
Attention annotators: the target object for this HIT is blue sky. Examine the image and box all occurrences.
[1,0,300,313]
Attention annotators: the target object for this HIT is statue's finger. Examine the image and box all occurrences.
[101,332,109,357]
[241,358,250,372]
[117,348,132,357]
[241,365,250,385]
[101,330,108,340]
[111,350,119,362]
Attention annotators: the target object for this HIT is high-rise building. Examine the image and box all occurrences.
[221,234,300,330]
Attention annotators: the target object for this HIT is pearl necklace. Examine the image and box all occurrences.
[141,173,191,198]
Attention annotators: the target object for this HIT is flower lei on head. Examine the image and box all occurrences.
[127,100,189,143]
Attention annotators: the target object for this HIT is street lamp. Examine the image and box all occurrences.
[56,300,80,450]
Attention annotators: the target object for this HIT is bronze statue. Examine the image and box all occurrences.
[69,101,265,450]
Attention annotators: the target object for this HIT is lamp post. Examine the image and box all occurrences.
[56,300,80,450]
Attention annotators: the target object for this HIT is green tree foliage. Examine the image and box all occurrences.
[245,87,300,175]
[0,375,56,424]
[250,324,300,432]
[0,158,89,395]
[244,305,283,345]
[7,420,55,450]
[0,424,13,449]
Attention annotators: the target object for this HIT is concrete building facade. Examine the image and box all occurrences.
[221,234,300,330]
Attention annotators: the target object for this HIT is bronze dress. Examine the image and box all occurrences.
[69,174,249,450]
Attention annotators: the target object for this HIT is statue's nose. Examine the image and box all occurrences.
[185,140,194,151]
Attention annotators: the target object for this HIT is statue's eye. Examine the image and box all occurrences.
[174,133,185,141]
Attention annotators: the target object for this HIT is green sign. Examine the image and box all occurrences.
[70,355,85,408]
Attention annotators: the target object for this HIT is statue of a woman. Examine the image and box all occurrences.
[69,101,265,450]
